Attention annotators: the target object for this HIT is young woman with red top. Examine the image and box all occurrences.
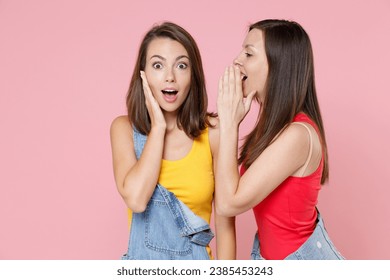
[215,19,344,260]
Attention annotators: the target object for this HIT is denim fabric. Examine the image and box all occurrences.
[251,211,344,260]
[121,129,214,260]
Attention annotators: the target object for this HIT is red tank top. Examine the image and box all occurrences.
[240,113,323,260]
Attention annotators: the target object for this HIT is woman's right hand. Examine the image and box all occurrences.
[217,65,256,128]
[140,71,166,131]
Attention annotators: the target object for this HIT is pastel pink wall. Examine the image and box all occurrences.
[1,0,389,259]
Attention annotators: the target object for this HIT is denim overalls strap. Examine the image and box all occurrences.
[155,184,214,245]
[132,128,147,159]
[251,209,344,260]
[122,128,213,259]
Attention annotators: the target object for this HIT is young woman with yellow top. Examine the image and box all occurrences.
[110,22,235,260]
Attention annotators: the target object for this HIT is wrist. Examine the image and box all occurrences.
[149,125,166,137]
[219,121,240,133]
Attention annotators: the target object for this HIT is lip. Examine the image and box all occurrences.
[162,87,178,92]
[241,74,247,95]
[161,87,178,103]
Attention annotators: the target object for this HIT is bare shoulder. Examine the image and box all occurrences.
[250,123,312,179]
[208,115,220,128]
[208,116,220,138]
[110,115,132,139]
[275,122,311,151]
[207,116,220,155]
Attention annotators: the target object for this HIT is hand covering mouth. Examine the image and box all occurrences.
[161,89,178,95]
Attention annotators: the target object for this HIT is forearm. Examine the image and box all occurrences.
[215,215,236,260]
[121,127,165,212]
[215,124,241,217]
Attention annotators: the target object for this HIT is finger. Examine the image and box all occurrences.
[244,90,257,113]
[218,76,223,98]
[228,65,235,97]
[140,71,152,98]
[234,65,243,98]
[141,71,159,105]
[223,66,229,96]
[140,71,156,113]
[140,71,150,99]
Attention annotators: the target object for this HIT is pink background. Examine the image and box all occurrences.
[1,0,389,260]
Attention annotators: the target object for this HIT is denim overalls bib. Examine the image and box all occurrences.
[250,210,344,260]
[121,129,214,260]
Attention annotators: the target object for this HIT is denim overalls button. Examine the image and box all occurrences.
[316,241,322,248]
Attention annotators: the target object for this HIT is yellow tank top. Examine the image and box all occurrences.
[127,127,215,257]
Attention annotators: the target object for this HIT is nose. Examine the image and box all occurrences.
[233,57,243,67]
[233,58,242,66]
[165,67,175,83]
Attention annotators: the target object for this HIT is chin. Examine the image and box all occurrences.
[161,105,181,113]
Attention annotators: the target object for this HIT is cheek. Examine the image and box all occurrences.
[178,72,191,91]
[144,72,160,94]
[184,77,191,92]
[260,68,268,88]
[252,64,267,86]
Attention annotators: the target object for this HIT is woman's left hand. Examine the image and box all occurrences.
[217,65,256,128]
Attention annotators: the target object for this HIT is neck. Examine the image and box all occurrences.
[163,111,179,132]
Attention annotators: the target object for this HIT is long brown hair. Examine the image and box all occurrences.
[239,19,329,184]
[126,22,212,138]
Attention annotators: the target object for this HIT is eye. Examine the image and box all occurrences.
[152,62,163,69]
[177,63,188,69]
[245,52,253,57]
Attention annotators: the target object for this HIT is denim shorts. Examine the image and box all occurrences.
[251,212,344,260]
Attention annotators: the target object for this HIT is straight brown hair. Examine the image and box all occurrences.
[126,22,213,138]
[239,19,329,184]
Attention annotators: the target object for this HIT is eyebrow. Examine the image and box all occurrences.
[243,44,256,49]
[150,55,190,61]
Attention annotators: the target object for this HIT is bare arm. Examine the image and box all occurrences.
[214,211,236,259]
[209,119,236,259]
[215,66,309,217]
[217,124,310,217]
[110,71,166,213]
[110,117,165,212]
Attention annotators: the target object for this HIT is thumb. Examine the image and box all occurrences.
[244,90,257,114]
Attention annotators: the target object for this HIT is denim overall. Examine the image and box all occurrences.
[251,211,344,260]
[121,129,214,260]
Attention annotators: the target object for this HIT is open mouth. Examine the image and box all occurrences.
[161,89,179,103]
[161,89,178,95]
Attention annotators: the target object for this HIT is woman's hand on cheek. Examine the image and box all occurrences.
[140,71,166,131]
[217,65,256,128]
